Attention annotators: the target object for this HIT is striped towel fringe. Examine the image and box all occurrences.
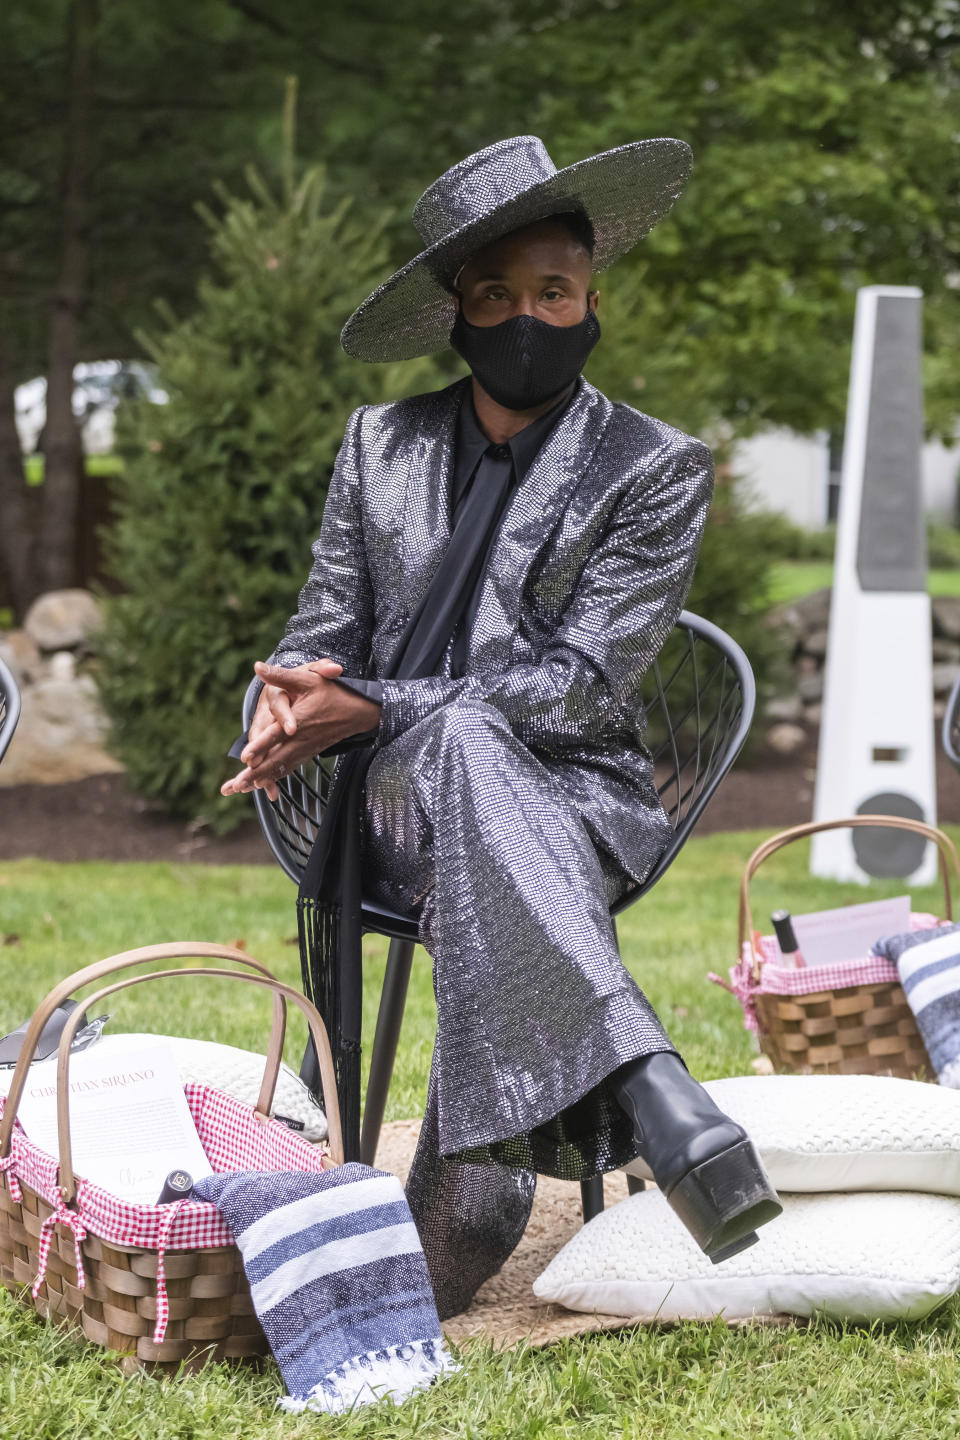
[193,1162,457,1414]
[278,1336,458,1414]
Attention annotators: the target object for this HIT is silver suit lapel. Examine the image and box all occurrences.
[399,381,464,615]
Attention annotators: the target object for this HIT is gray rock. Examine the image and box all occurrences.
[932,663,960,698]
[803,627,829,659]
[933,597,960,641]
[23,589,102,652]
[48,650,77,680]
[766,722,807,756]
[766,606,804,648]
[764,693,804,723]
[785,586,832,633]
[933,640,960,665]
[0,629,42,685]
[30,672,105,733]
[804,703,823,725]
[0,669,122,787]
[797,672,824,703]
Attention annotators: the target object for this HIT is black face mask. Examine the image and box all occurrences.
[449,307,601,412]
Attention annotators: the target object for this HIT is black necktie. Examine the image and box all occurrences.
[298,441,517,1158]
[393,442,514,679]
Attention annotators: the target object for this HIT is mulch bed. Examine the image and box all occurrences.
[0,725,957,865]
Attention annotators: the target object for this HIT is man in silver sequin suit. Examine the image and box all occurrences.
[224,136,781,1317]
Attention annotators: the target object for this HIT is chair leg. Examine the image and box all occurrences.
[626,1174,646,1196]
[580,1175,605,1224]
[359,937,416,1166]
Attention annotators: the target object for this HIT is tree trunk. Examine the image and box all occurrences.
[0,351,39,618]
[40,0,99,594]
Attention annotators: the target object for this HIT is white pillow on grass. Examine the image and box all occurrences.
[623,1074,960,1195]
[534,1189,960,1323]
[94,1032,328,1143]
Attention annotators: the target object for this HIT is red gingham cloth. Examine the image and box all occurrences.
[709,912,944,1032]
[0,1081,330,1344]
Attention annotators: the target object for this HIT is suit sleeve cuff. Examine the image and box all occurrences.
[333,675,383,709]
[227,730,249,760]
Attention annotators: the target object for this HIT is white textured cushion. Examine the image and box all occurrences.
[534,1190,960,1322]
[623,1075,960,1195]
[94,1033,327,1143]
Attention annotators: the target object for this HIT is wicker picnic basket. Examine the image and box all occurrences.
[737,817,960,1079]
[0,942,343,1371]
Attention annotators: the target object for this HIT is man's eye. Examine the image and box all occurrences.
[543,290,564,301]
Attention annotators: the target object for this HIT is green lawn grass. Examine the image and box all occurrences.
[22,453,124,486]
[2,832,960,1437]
[769,562,960,607]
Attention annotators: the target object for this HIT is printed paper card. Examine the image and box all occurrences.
[3,1040,213,1204]
[789,894,912,967]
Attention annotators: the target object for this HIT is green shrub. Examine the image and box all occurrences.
[95,163,438,830]
[927,517,960,570]
[685,483,791,728]
[715,505,960,572]
[739,511,836,562]
[738,511,960,571]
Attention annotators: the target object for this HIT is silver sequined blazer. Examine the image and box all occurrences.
[271,375,715,885]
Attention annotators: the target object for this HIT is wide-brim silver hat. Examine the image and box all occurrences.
[340,134,692,363]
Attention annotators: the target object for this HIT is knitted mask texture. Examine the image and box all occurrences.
[450,308,600,411]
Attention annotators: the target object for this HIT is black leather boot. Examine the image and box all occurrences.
[612,1051,782,1263]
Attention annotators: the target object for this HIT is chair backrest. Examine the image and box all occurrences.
[0,657,21,767]
[611,610,754,912]
[945,673,960,772]
[241,611,755,911]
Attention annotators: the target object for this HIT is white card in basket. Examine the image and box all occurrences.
[789,894,910,966]
[6,1040,213,1205]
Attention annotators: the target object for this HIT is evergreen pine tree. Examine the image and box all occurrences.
[97,151,437,830]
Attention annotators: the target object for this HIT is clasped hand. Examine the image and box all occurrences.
[220,659,381,802]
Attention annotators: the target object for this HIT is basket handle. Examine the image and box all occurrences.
[738,816,960,979]
[51,968,343,1199]
[0,943,280,1163]
[0,943,343,1191]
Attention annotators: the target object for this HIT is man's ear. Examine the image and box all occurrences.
[588,289,600,313]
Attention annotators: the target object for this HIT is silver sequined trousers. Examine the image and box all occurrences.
[359,697,675,1318]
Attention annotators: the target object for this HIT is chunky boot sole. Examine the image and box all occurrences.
[663,1137,782,1263]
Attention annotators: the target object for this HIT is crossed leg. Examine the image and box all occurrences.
[360,698,675,1316]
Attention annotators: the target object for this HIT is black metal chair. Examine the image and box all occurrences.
[0,656,21,768]
[241,609,756,1216]
[945,672,960,773]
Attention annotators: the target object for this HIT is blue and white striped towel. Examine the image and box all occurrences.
[872,922,960,1087]
[193,1163,457,1414]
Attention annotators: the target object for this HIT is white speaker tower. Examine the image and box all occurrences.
[810,286,936,885]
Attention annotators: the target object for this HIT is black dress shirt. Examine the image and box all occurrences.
[335,384,574,726]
